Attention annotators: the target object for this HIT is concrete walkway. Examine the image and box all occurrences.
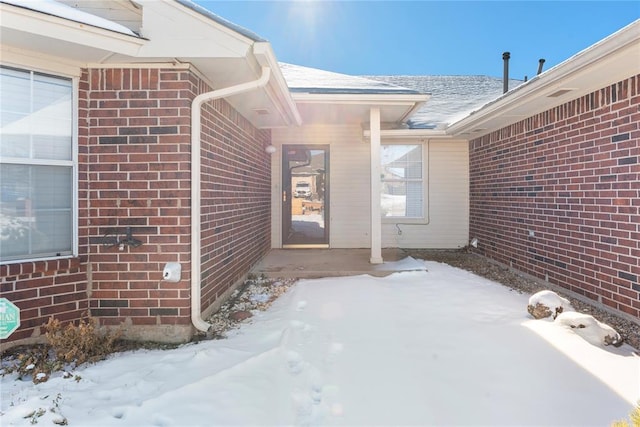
[251,248,417,278]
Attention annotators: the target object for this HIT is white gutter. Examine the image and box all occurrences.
[292,93,430,105]
[363,129,449,140]
[190,65,271,332]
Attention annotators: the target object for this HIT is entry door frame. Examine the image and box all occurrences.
[282,144,330,248]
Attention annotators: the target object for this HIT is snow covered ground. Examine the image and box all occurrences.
[2,260,638,426]
[292,214,325,239]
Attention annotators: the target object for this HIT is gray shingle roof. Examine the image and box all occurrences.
[280,63,421,95]
[364,75,524,129]
[280,63,525,129]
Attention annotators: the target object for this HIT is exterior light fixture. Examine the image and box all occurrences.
[265,145,277,154]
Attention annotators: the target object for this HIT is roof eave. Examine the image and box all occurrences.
[447,19,640,138]
[253,42,302,127]
[173,0,265,43]
[0,2,145,57]
[291,92,431,105]
[290,93,429,127]
[363,128,450,140]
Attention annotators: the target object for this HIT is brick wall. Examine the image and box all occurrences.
[199,91,272,315]
[84,66,272,340]
[1,65,273,348]
[469,75,640,320]
[84,67,194,341]
[0,73,93,349]
[0,259,89,346]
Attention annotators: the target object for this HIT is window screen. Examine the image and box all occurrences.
[0,66,74,261]
[381,144,423,218]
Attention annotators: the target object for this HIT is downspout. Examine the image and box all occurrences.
[191,66,271,332]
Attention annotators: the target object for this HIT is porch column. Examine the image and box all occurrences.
[370,107,383,264]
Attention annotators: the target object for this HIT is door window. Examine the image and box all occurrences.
[282,146,328,246]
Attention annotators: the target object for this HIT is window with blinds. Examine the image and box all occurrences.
[0,66,75,262]
[381,144,424,219]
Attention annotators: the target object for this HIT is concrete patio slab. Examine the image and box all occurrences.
[251,248,421,278]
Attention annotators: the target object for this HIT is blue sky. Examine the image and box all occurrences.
[195,1,639,80]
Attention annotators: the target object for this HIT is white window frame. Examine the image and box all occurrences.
[381,142,428,224]
[0,64,78,264]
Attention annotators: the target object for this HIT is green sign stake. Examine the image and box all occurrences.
[0,298,20,339]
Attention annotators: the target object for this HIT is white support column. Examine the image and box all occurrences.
[369,107,383,264]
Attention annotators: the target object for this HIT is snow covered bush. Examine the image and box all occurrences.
[527,290,573,320]
[555,311,623,347]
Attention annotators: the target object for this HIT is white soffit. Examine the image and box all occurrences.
[0,1,144,62]
[56,0,143,34]
[291,93,429,125]
[115,1,299,128]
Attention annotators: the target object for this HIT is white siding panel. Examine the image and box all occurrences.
[272,128,469,250]
[272,125,371,248]
[382,140,469,249]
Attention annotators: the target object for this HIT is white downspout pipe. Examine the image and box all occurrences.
[370,107,383,264]
[191,66,271,332]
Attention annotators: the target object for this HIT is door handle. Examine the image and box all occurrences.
[283,191,287,202]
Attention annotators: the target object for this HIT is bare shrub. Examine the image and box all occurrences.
[45,314,122,366]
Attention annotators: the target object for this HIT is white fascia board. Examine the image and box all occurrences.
[1,45,83,77]
[363,128,449,140]
[447,19,640,136]
[0,3,144,56]
[292,93,431,106]
[170,0,262,44]
[134,0,251,58]
[253,42,302,126]
[399,100,427,123]
[85,61,192,70]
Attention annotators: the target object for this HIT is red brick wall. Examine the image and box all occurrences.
[199,96,272,313]
[469,75,640,320]
[0,259,89,345]
[1,66,272,347]
[0,72,93,348]
[84,67,194,337]
[85,67,272,337]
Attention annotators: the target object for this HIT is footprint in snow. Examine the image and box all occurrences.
[286,350,305,375]
[309,372,324,404]
[290,320,311,332]
[292,391,325,426]
[111,409,125,419]
[325,342,343,365]
[296,301,307,311]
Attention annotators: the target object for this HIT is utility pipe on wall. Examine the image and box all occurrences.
[190,66,271,332]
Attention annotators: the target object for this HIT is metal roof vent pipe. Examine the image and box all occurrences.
[537,58,546,75]
[502,51,510,93]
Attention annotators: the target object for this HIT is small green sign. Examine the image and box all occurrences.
[0,298,20,339]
